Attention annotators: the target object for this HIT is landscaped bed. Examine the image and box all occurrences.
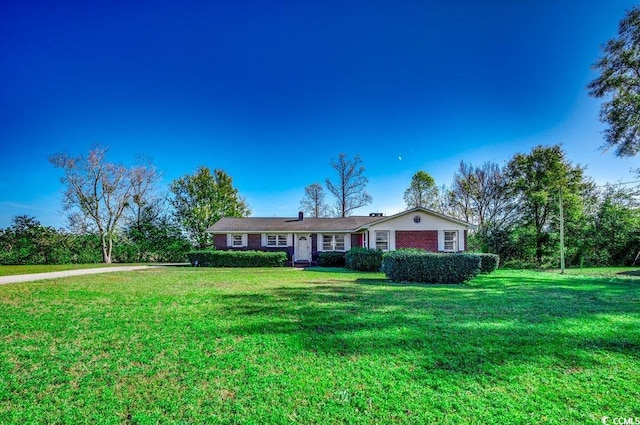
[0,267,638,423]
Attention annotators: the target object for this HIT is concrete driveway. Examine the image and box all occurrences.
[0,265,161,285]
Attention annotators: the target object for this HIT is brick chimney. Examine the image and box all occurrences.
[298,211,304,220]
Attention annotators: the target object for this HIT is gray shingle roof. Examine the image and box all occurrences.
[207,216,381,233]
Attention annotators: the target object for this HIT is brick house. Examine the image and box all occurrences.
[207,207,476,265]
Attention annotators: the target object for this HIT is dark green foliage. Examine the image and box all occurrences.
[505,145,590,266]
[382,250,481,284]
[121,218,191,263]
[588,5,640,156]
[345,247,383,271]
[170,167,250,248]
[318,251,346,267]
[187,250,287,267]
[477,253,500,273]
[0,215,191,265]
[0,216,101,265]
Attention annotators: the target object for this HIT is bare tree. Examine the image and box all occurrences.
[300,182,330,217]
[325,153,372,217]
[49,146,158,263]
[449,160,517,228]
[128,157,162,231]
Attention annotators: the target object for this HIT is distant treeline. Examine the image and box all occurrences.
[0,216,190,265]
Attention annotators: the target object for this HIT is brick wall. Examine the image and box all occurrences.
[213,234,226,249]
[395,230,438,251]
[247,234,261,249]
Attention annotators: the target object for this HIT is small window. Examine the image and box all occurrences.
[413,215,421,223]
[265,234,288,247]
[228,234,247,247]
[322,234,347,251]
[323,235,334,251]
[375,231,389,251]
[232,235,244,247]
[444,231,458,251]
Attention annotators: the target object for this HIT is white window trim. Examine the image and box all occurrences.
[374,230,390,251]
[317,233,351,252]
[261,233,292,247]
[443,230,458,252]
[227,233,248,248]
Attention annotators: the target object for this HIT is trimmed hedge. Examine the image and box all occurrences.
[345,247,383,272]
[382,250,481,284]
[318,251,346,267]
[477,253,500,274]
[187,250,287,267]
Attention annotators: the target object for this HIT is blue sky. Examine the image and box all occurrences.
[1,0,639,228]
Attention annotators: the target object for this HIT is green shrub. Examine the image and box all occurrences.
[187,250,287,267]
[345,247,383,271]
[382,250,481,284]
[477,253,500,273]
[318,251,346,267]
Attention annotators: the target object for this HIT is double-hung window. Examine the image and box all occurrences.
[266,234,288,247]
[375,231,389,251]
[444,231,458,252]
[322,234,346,251]
[228,234,247,247]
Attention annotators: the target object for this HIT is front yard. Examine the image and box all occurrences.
[0,267,638,423]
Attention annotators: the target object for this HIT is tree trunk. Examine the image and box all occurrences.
[536,236,543,266]
[101,234,112,263]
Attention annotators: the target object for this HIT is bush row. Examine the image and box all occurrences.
[345,247,384,271]
[187,250,287,267]
[318,251,346,267]
[382,250,482,284]
[477,253,499,274]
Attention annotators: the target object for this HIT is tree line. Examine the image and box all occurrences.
[398,145,640,268]
[1,144,639,268]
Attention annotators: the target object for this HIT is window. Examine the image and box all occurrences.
[444,231,458,251]
[322,234,346,251]
[228,234,247,247]
[375,231,389,251]
[266,234,288,247]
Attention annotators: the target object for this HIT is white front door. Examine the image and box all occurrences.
[296,235,312,261]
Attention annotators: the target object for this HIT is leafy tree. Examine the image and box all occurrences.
[170,166,250,248]
[403,171,438,209]
[300,182,330,217]
[588,5,640,156]
[505,145,590,265]
[49,146,158,263]
[579,184,640,266]
[0,216,73,265]
[325,153,372,217]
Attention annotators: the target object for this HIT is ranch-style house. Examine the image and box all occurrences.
[207,207,476,265]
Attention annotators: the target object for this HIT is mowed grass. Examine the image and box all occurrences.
[0,263,149,277]
[0,268,638,424]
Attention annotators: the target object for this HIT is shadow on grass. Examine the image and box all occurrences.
[214,273,640,377]
[617,270,640,278]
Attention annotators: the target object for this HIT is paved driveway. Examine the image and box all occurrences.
[0,265,159,285]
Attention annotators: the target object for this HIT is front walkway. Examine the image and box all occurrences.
[0,265,157,285]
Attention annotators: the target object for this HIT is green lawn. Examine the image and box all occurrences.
[1,268,638,424]
[0,263,151,277]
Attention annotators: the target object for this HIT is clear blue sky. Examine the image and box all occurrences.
[1,0,639,228]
